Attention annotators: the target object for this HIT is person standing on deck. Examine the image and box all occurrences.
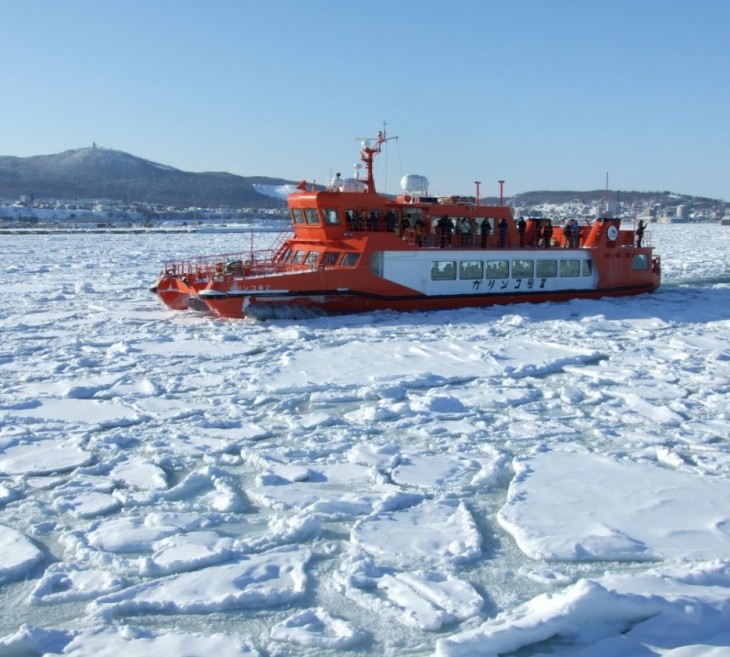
[414,216,425,246]
[517,216,526,248]
[439,215,453,249]
[636,220,646,247]
[498,218,508,248]
[563,218,574,248]
[542,220,553,247]
[480,218,491,248]
[460,217,471,247]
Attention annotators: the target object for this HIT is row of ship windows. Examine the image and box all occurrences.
[281,248,360,267]
[291,207,340,226]
[430,258,593,281]
[429,254,650,280]
[291,207,427,227]
[279,251,650,278]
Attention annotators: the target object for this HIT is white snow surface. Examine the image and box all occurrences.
[0,223,729,656]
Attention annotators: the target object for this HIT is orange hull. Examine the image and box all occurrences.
[197,243,660,320]
[154,275,198,310]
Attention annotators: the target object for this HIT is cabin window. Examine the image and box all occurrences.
[290,250,305,264]
[431,260,456,280]
[291,208,306,225]
[536,260,558,278]
[485,259,509,279]
[341,252,360,267]
[304,251,320,267]
[632,254,649,270]
[459,260,483,280]
[304,208,320,225]
[321,252,340,267]
[511,259,534,278]
[370,251,384,277]
[559,259,581,277]
[323,208,340,225]
[582,260,593,276]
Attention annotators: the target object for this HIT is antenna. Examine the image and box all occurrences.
[355,126,398,194]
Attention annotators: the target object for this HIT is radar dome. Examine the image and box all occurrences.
[341,178,367,193]
[401,174,429,196]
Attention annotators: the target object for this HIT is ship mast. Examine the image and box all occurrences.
[359,129,396,194]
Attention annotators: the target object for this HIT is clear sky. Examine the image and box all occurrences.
[2,0,728,200]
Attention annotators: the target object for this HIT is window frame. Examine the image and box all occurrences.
[511,259,535,278]
[431,260,457,281]
[459,260,484,280]
[485,259,510,279]
[304,208,320,225]
[322,208,340,225]
[632,254,649,270]
[536,260,558,278]
[559,259,581,277]
[341,252,360,267]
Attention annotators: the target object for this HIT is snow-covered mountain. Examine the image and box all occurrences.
[0,146,293,208]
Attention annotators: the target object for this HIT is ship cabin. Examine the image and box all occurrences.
[287,188,517,249]
[284,187,643,252]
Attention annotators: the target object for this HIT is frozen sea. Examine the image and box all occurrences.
[1,223,729,657]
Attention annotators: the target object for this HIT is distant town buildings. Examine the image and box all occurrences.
[0,196,288,228]
[0,193,727,229]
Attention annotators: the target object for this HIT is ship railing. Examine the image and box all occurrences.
[162,250,280,279]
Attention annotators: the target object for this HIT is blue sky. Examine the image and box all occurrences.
[2,0,728,200]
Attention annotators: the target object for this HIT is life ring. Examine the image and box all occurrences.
[403,227,416,244]
[404,195,412,203]
[607,225,618,241]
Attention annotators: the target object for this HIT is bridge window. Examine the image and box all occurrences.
[485,259,509,279]
[432,260,456,280]
[341,252,360,267]
[290,250,305,264]
[304,251,320,267]
[536,260,558,278]
[511,259,534,278]
[459,260,483,280]
[559,259,581,277]
[304,208,320,225]
[321,252,340,266]
[323,208,340,225]
[291,208,305,224]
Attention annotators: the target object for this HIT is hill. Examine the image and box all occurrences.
[509,189,719,209]
[0,146,291,209]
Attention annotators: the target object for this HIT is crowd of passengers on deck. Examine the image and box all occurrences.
[341,209,590,249]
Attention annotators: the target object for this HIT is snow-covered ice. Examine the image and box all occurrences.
[0,223,729,656]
